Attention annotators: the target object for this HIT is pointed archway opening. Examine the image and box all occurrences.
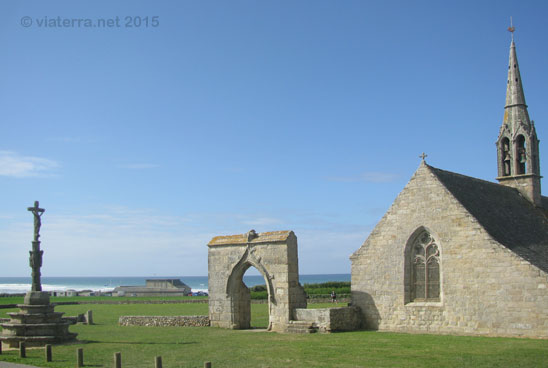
[226,261,273,330]
[244,267,271,329]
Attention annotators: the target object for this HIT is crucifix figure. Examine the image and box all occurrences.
[27,201,45,292]
[27,201,45,242]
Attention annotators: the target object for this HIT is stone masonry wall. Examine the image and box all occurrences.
[351,163,548,338]
[294,306,361,333]
[118,315,210,327]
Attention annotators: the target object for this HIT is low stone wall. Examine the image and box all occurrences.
[119,315,210,327]
[0,304,18,309]
[294,306,362,333]
[62,299,207,305]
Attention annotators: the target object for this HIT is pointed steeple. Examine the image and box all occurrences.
[502,40,531,133]
[496,26,542,207]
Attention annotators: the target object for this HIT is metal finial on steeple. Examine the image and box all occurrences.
[508,16,515,41]
[419,152,428,162]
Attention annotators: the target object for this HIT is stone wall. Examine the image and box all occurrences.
[350,164,548,338]
[118,315,210,327]
[294,306,362,333]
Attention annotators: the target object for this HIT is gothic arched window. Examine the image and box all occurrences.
[411,231,440,301]
[516,135,527,174]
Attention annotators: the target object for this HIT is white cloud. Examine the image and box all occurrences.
[327,171,399,183]
[0,207,212,276]
[0,151,59,178]
[0,205,375,276]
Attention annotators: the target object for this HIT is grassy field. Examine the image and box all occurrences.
[0,295,208,305]
[1,302,548,367]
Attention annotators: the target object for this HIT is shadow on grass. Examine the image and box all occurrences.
[82,340,197,345]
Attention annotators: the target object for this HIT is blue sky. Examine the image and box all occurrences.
[1,1,547,277]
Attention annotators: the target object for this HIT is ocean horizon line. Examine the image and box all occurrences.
[0,273,350,278]
[0,272,350,279]
[0,274,351,294]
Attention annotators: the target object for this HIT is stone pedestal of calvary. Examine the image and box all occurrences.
[0,201,77,348]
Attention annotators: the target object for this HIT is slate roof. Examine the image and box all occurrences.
[427,164,548,272]
[208,230,293,246]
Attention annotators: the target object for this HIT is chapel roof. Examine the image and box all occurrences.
[427,164,548,271]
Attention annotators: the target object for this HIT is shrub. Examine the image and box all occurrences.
[250,285,267,292]
[303,281,350,289]
[248,282,351,300]
[250,291,268,299]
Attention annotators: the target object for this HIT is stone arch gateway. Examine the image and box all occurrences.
[207,230,307,332]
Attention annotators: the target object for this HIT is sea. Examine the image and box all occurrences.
[0,274,350,294]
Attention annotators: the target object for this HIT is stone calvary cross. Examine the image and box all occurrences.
[27,201,45,292]
[28,201,45,241]
[0,200,78,348]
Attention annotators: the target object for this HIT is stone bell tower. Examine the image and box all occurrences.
[496,27,542,207]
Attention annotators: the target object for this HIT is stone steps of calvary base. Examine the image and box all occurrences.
[0,333,78,348]
[1,292,78,349]
[285,320,319,334]
[6,313,66,324]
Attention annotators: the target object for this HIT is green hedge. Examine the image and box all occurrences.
[249,282,351,300]
[250,291,268,299]
[305,287,351,295]
[303,281,350,289]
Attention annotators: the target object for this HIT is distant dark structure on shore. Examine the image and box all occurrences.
[113,279,191,297]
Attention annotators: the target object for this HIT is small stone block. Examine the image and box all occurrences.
[114,352,122,368]
[85,310,94,325]
[45,344,52,362]
[77,348,84,367]
[19,342,26,358]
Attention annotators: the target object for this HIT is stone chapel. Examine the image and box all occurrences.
[350,36,548,338]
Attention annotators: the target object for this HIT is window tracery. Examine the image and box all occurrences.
[411,231,440,301]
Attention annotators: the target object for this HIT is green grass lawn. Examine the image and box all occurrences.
[0,295,208,305]
[1,302,548,367]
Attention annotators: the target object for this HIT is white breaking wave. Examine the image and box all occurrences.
[0,283,208,294]
[0,283,115,294]
[191,288,208,293]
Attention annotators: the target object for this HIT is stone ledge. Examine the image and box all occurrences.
[208,230,292,246]
[118,315,210,327]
